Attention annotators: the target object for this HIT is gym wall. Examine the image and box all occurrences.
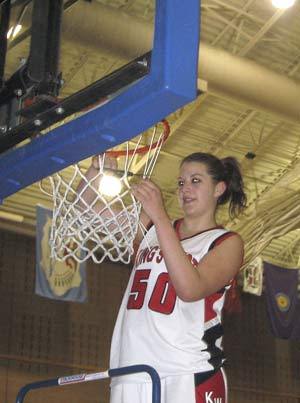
[0,230,299,402]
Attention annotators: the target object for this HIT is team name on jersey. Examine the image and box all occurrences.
[135,246,199,268]
[135,246,163,266]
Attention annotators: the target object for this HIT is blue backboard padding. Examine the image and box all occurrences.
[0,0,200,199]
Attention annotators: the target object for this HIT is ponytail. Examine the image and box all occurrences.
[219,157,247,218]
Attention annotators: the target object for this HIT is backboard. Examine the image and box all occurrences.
[0,0,200,200]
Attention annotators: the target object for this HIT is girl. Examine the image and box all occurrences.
[109,152,246,403]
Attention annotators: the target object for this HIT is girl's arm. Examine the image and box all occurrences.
[132,179,243,301]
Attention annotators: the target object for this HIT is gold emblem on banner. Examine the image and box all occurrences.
[275,293,290,312]
[40,216,82,296]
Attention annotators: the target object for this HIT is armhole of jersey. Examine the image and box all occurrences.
[147,222,154,231]
[208,231,239,292]
[208,231,236,251]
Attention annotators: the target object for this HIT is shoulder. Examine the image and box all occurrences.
[222,232,244,252]
[206,231,244,269]
[195,231,243,298]
[207,231,244,270]
[209,230,243,250]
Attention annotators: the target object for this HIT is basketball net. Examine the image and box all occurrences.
[40,121,170,264]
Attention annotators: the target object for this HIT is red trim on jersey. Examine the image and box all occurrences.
[205,289,225,322]
[195,368,227,403]
[208,231,236,250]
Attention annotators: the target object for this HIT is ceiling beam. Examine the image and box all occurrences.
[210,0,256,46]
[239,9,286,56]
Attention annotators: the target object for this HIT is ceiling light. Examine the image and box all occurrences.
[271,0,296,8]
[7,24,22,39]
[99,174,122,197]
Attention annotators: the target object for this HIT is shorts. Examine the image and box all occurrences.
[110,368,228,403]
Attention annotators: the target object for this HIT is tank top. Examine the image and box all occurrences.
[110,224,233,384]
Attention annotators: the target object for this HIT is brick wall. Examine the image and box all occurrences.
[0,230,129,403]
[1,230,300,402]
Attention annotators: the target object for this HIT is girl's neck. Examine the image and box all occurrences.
[178,215,218,239]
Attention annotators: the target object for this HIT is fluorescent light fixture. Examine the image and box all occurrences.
[0,211,24,223]
[272,0,296,8]
[99,175,122,197]
[7,24,22,39]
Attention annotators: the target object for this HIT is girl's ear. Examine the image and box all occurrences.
[215,181,226,198]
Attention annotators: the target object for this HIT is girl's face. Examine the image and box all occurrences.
[177,161,225,218]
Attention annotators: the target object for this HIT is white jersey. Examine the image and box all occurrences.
[110,224,232,384]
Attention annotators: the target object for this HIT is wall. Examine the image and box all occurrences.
[0,230,129,403]
[224,294,300,402]
[0,230,300,402]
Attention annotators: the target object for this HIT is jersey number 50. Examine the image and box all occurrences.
[127,269,177,315]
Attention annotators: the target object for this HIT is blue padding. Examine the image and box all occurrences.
[0,0,200,199]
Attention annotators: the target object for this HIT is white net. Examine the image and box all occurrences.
[40,121,169,264]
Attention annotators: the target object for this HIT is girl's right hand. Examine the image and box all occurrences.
[131,179,168,225]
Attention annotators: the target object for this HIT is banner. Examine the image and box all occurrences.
[35,205,87,302]
[243,256,263,296]
[264,261,300,340]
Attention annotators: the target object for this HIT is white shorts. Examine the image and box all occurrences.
[110,369,228,403]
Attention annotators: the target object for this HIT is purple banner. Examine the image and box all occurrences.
[264,261,300,340]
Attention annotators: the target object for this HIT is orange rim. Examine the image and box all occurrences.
[105,120,170,157]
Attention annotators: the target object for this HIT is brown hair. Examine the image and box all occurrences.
[181,153,247,218]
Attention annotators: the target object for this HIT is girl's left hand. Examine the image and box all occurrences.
[131,179,168,224]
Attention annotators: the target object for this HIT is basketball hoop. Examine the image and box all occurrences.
[40,120,170,264]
